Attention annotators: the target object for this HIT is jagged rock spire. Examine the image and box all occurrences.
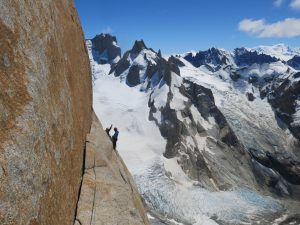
[91,33,121,64]
[158,49,162,58]
[131,40,147,53]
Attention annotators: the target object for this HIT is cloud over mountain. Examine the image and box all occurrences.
[239,18,300,38]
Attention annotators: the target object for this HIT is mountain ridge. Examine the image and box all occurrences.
[89,33,300,225]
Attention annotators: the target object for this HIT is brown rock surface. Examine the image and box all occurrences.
[0,0,92,224]
[74,112,150,225]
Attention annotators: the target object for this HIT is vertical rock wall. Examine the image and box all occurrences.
[74,112,150,225]
[0,0,92,224]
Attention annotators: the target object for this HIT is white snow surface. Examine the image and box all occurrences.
[179,58,297,155]
[250,44,300,61]
[93,69,166,174]
[90,48,285,225]
[180,44,300,63]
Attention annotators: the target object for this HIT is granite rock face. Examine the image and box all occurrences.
[74,112,150,225]
[0,0,92,224]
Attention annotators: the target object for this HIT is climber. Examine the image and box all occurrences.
[112,127,119,150]
[105,124,113,139]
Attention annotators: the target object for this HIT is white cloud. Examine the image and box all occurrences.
[290,0,300,9]
[239,18,300,38]
[274,0,284,7]
[101,26,113,34]
[239,19,265,35]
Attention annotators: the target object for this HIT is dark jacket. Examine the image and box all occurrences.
[112,131,119,140]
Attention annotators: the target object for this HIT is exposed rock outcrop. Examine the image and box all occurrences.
[74,112,150,225]
[108,40,257,190]
[249,148,300,196]
[90,33,121,64]
[267,72,300,140]
[246,92,255,101]
[131,40,147,54]
[184,48,231,67]
[110,40,178,88]
[288,55,300,70]
[148,77,254,190]
[0,2,151,225]
[183,47,279,69]
[0,1,92,224]
[234,48,279,66]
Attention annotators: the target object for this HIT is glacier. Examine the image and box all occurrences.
[87,37,300,225]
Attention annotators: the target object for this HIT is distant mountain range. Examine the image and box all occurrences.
[87,33,300,225]
[250,44,300,61]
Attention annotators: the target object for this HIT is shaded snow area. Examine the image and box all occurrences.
[92,61,284,225]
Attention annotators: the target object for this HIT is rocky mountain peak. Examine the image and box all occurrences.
[288,55,300,70]
[131,39,147,53]
[109,40,180,88]
[184,47,230,68]
[90,33,121,64]
[158,49,162,58]
[234,47,248,56]
[234,47,279,66]
[251,44,300,61]
[94,33,117,43]
[89,33,300,224]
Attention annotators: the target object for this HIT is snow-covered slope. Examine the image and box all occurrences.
[92,64,166,174]
[88,34,300,225]
[250,44,300,61]
[177,56,300,159]
[179,49,300,156]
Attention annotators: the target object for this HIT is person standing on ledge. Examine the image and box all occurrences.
[112,127,119,150]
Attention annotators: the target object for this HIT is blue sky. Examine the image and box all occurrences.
[74,0,300,54]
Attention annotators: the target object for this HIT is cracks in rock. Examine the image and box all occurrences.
[73,124,149,225]
[91,143,97,225]
[75,219,82,225]
[119,169,128,184]
[73,141,88,225]
[73,139,98,225]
